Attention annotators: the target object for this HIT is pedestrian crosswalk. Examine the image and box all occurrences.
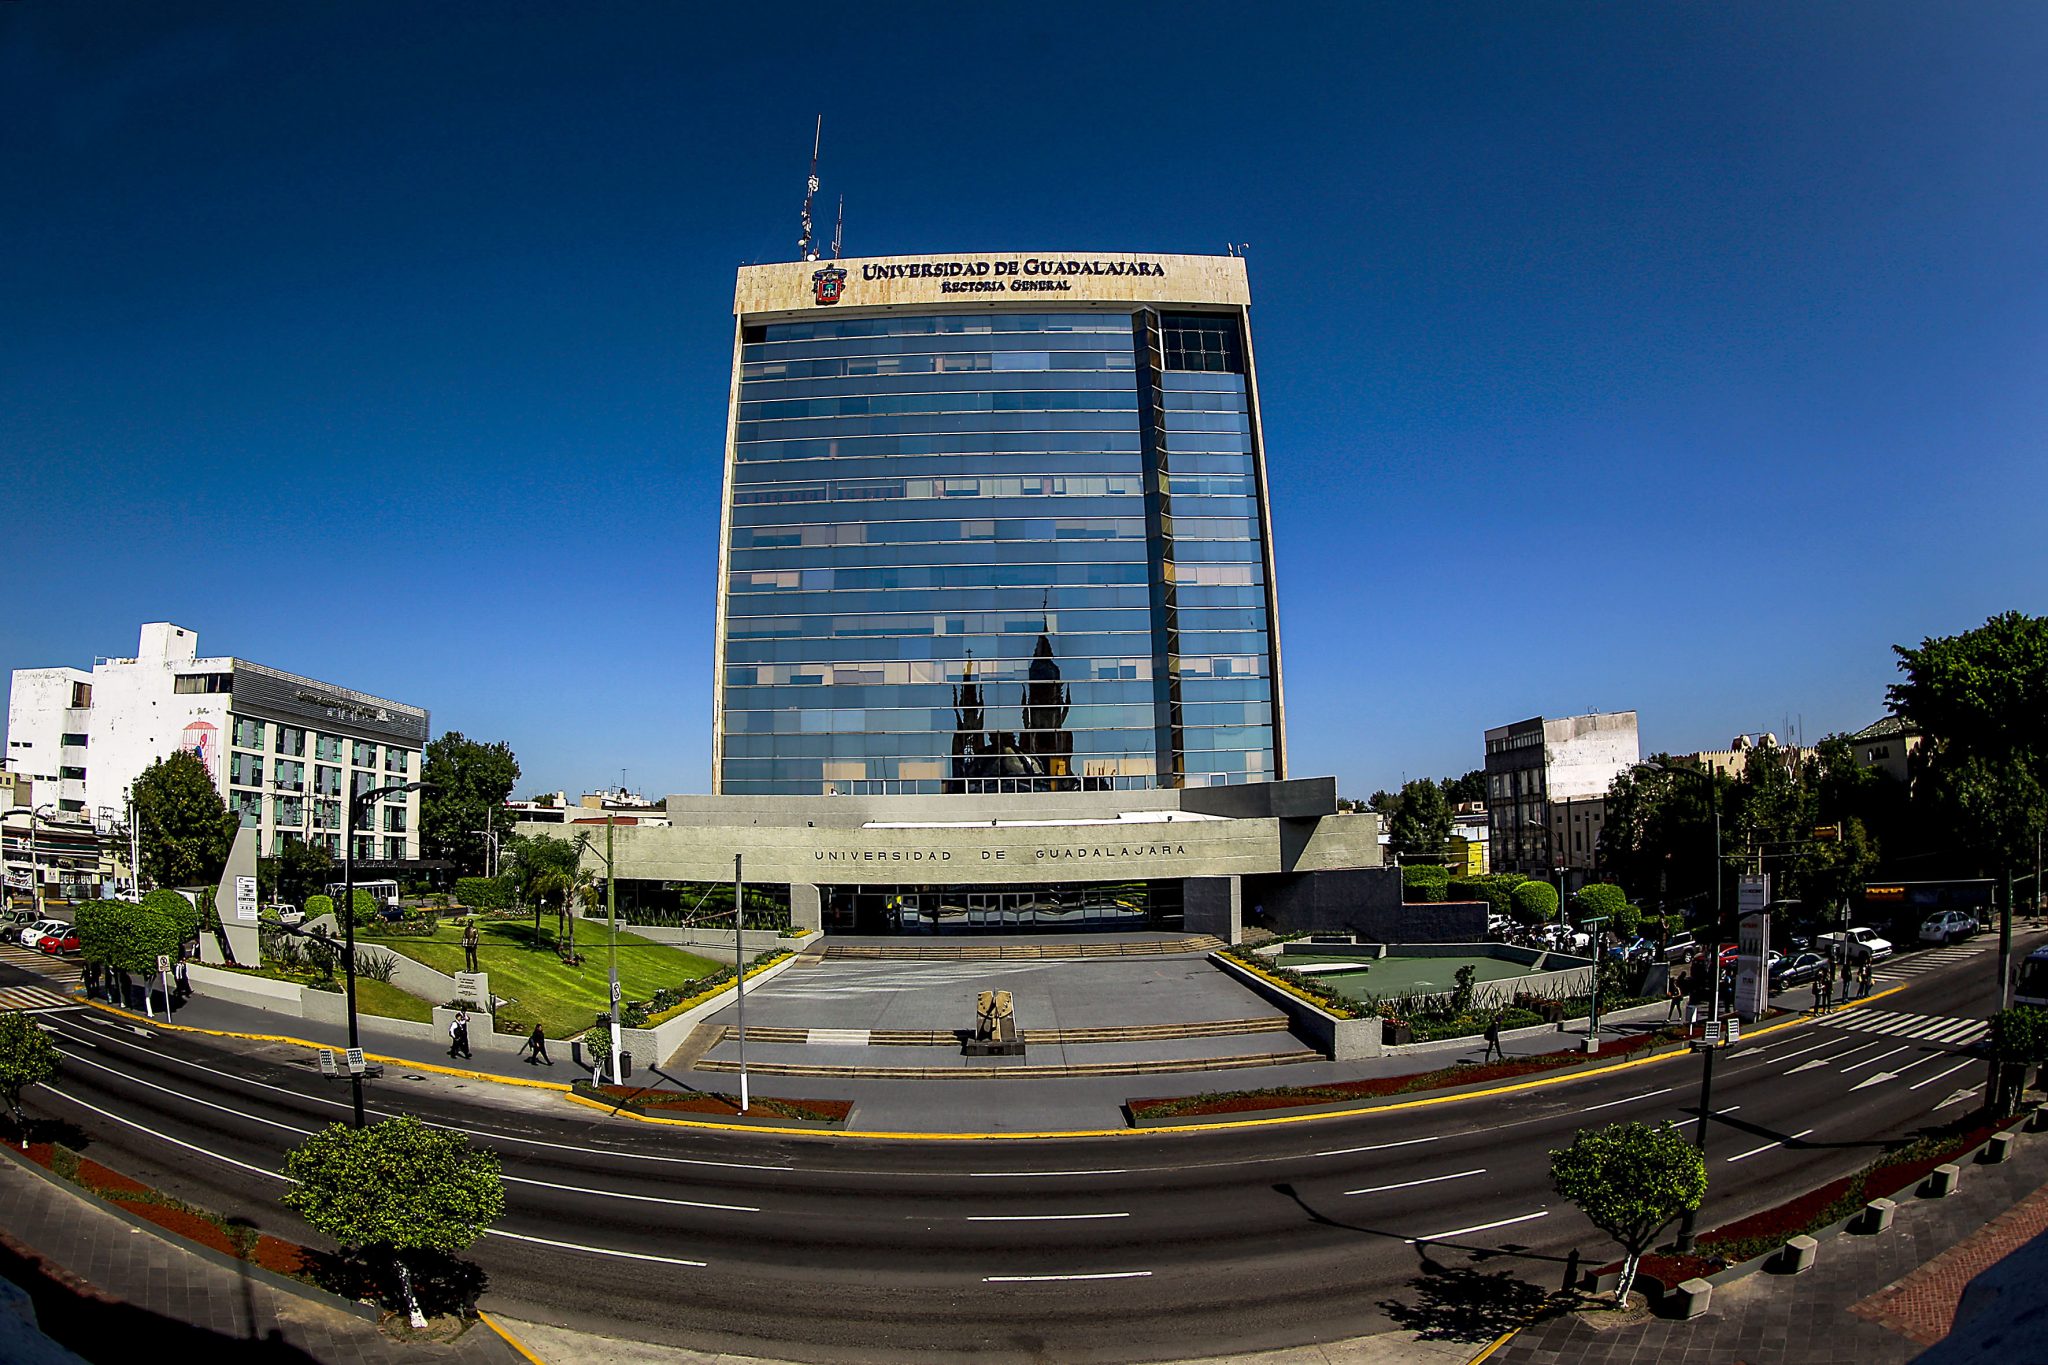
[0,941,83,989]
[0,984,78,1013]
[1874,942,1993,981]
[1820,1007,1988,1047]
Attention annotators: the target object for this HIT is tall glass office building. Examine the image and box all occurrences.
[713,252,1285,797]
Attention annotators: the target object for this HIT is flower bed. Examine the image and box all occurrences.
[1129,1029,1676,1119]
[22,1141,320,1281]
[574,1081,850,1124]
[1217,947,1363,1018]
[1628,1112,2018,1286]
[641,950,793,1028]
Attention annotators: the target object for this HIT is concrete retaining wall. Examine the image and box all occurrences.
[576,951,810,1073]
[1208,953,1382,1059]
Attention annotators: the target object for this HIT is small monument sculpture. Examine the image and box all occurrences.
[965,988,1024,1057]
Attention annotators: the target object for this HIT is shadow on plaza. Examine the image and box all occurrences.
[1273,1181,1591,1344]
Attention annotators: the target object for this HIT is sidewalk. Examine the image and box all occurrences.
[0,1156,520,1364]
[1493,1125,2048,1364]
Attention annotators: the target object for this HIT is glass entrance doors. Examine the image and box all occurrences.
[823,880,1183,935]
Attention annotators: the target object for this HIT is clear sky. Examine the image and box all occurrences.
[4,2,2045,800]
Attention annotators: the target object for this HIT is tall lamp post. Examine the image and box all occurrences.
[339,779,435,1127]
[1633,760,1724,1252]
[573,816,624,1087]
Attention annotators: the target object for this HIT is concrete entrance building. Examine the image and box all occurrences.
[536,251,1394,942]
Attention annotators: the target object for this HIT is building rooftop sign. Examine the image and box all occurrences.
[734,251,1251,316]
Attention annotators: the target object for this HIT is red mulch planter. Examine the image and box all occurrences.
[75,1157,152,1200]
[109,1198,241,1258]
[585,1084,852,1123]
[1131,1030,1676,1119]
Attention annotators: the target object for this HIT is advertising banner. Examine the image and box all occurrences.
[1735,910,1771,1021]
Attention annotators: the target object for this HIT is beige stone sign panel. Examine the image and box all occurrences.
[735,251,1250,317]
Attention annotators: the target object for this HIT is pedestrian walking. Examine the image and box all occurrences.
[173,956,191,1001]
[1859,959,1873,998]
[524,1023,552,1066]
[1665,975,1683,1020]
[448,1010,472,1060]
[1482,1013,1505,1063]
[462,922,481,974]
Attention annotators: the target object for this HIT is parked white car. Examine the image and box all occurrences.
[1819,926,1894,963]
[19,918,71,949]
[1918,910,1978,945]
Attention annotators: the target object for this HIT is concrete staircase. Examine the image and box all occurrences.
[714,1016,1289,1048]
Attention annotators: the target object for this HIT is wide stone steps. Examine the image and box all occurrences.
[716,1015,1288,1048]
[694,1046,1320,1080]
[822,935,1224,962]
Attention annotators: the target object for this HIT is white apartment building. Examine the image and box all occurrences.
[7,623,431,868]
[1483,710,1640,878]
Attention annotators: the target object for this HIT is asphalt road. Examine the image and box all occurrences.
[6,933,2030,1363]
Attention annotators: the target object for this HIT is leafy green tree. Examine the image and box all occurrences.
[1988,1006,2048,1116]
[140,888,200,944]
[0,1012,60,1145]
[131,751,237,890]
[454,876,509,911]
[304,893,336,923]
[1550,1120,1706,1302]
[1601,758,1735,926]
[420,734,521,877]
[259,839,334,908]
[1511,879,1559,924]
[282,1116,504,1325]
[1388,778,1453,860]
[1890,612,2048,877]
[1439,769,1487,806]
[75,898,182,973]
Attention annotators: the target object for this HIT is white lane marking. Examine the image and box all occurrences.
[486,1228,705,1266]
[965,1212,1129,1222]
[1828,1040,1888,1063]
[1923,1019,1985,1044]
[968,1169,1129,1178]
[1407,1210,1548,1243]
[1753,1039,1835,1066]
[55,1047,317,1138]
[1850,1071,1902,1092]
[1726,1128,1814,1162]
[983,1270,1152,1283]
[41,1017,795,1173]
[1937,1086,1983,1110]
[1579,1089,1673,1114]
[500,1174,757,1213]
[1314,1136,1439,1158]
[45,1081,719,1269]
[1843,1046,1912,1072]
[1346,1168,1485,1197]
[1676,1105,1740,1129]
[41,1085,291,1183]
[1908,1059,1978,1091]
[1786,1059,1827,1075]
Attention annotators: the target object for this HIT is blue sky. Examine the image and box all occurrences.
[4,2,2045,799]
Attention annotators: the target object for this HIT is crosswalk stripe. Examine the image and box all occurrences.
[1825,1009,1987,1046]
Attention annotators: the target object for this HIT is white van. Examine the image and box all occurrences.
[1818,926,1894,963]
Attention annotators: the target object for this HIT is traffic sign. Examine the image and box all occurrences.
[156,954,171,974]
[610,979,623,1003]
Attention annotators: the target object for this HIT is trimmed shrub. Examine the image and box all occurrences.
[1402,863,1451,903]
[1511,880,1560,924]
[140,888,201,942]
[1450,876,1514,917]
[304,894,335,922]
[1573,882,1627,922]
[455,876,509,911]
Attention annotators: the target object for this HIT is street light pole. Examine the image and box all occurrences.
[340,779,435,1127]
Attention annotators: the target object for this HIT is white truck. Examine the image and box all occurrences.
[1818,926,1894,964]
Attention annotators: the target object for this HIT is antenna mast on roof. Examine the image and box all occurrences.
[830,194,843,260]
[798,116,822,261]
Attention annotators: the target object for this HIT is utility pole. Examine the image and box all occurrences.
[2002,870,2015,1011]
[734,852,749,1113]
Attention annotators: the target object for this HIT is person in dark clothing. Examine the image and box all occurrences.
[448,1010,472,1060]
[523,1023,552,1066]
[1482,1014,1505,1063]
[1859,959,1874,998]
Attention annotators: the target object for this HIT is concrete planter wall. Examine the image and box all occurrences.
[1209,952,1382,1059]
[574,951,810,1071]
[581,920,810,962]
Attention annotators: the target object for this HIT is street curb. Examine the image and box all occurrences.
[1464,1328,1519,1363]
[72,978,1916,1142]
[479,1311,550,1364]
[0,1144,380,1323]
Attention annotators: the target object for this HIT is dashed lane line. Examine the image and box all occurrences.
[983,1270,1152,1283]
[1726,1128,1815,1163]
[1346,1169,1485,1197]
[965,1212,1129,1221]
[1407,1210,1548,1244]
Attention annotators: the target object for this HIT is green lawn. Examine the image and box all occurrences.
[359,919,722,1039]
[353,977,435,1023]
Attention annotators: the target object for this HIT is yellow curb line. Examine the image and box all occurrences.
[479,1311,549,1364]
[1464,1327,1519,1364]
[80,1000,573,1092]
[76,982,1917,1142]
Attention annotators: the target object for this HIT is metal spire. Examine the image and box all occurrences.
[798,116,821,261]
[830,194,843,260]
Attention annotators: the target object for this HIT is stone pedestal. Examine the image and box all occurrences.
[1778,1235,1818,1274]
[1670,1278,1713,1319]
[1924,1163,1961,1197]
[1983,1132,2015,1164]
[1861,1197,1897,1233]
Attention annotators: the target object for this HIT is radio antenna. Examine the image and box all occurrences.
[798,116,822,261]
[830,194,843,260]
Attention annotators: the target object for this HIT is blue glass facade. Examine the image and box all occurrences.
[716,302,1280,796]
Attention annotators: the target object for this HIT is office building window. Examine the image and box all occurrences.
[230,753,262,788]
[352,741,377,768]
[315,733,343,762]
[233,717,265,748]
[383,805,407,833]
[385,837,407,861]
[385,748,409,774]
[276,726,305,757]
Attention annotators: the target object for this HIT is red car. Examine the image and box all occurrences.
[38,928,81,955]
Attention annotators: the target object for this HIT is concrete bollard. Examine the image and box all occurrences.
[1861,1197,1897,1234]
[1983,1132,2015,1164]
[1670,1278,1714,1319]
[1924,1163,1961,1197]
[1779,1235,1818,1274]
[2030,1107,2048,1133]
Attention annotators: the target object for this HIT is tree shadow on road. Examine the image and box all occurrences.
[1378,1260,1574,1343]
